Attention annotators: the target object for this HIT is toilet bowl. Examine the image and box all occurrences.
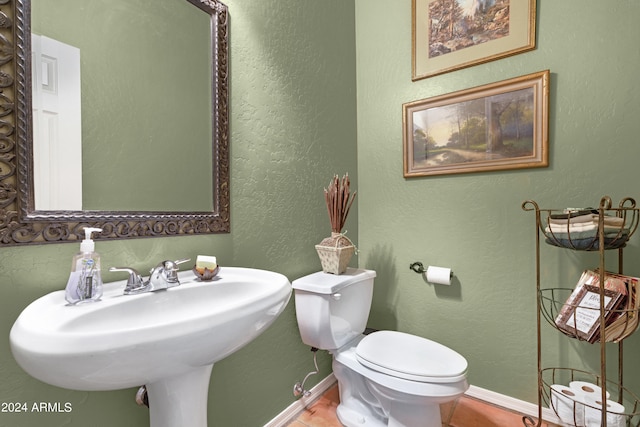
[292,269,469,427]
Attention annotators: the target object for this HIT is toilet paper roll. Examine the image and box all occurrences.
[550,384,585,426]
[569,381,610,400]
[425,266,452,285]
[583,396,625,427]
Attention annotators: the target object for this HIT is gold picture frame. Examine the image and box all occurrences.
[412,0,536,81]
[403,70,549,177]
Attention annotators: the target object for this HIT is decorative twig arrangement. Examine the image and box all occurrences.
[324,174,357,233]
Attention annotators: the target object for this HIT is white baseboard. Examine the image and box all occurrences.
[465,385,563,425]
[264,376,563,427]
[263,373,337,427]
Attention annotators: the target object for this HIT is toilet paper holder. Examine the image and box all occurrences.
[409,262,453,285]
[409,261,428,274]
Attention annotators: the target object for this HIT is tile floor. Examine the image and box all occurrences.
[286,384,560,427]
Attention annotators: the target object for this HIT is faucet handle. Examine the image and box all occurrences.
[164,258,191,282]
[109,267,147,294]
[160,258,191,283]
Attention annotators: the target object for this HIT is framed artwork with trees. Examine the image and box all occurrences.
[412,0,536,80]
[402,70,549,177]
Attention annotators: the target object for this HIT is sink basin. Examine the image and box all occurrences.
[10,267,291,427]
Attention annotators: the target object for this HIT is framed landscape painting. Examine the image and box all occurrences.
[412,0,536,80]
[403,70,549,177]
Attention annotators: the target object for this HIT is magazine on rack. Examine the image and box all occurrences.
[554,269,636,342]
[603,272,640,342]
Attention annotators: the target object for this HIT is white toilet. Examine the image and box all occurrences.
[292,268,468,427]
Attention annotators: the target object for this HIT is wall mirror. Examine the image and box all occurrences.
[0,0,229,246]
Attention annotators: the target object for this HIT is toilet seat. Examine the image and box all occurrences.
[356,331,467,383]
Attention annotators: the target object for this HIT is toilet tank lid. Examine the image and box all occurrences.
[292,268,376,294]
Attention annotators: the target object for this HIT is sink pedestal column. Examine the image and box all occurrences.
[146,364,214,427]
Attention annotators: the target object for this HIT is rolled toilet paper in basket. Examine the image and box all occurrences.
[569,381,610,400]
[583,396,625,427]
[550,384,585,426]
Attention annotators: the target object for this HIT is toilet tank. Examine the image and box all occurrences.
[292,268,376,350]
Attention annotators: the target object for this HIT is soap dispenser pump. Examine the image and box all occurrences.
[65,227,103,305]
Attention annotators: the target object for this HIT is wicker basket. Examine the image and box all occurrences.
[315,233,355,275]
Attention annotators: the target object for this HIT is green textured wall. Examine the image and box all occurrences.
[355,0,640,404]
[0,1,356,426]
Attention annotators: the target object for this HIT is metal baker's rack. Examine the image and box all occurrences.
[522,196,640,427]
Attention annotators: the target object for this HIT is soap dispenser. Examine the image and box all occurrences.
[65,227,103,305]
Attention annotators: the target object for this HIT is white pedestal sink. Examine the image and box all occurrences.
[10,267,291,427]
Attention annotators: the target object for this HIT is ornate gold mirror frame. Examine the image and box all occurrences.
[0,0,229,246]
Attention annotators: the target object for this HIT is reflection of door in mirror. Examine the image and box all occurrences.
[31,34,82,211]
[31,0,214,213]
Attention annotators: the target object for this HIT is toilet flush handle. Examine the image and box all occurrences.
[332,293,342,300]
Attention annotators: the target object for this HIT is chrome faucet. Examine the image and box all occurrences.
[109,258,190,295]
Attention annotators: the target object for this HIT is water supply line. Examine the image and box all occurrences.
[293,347,319,397]
[135,385,149,408]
